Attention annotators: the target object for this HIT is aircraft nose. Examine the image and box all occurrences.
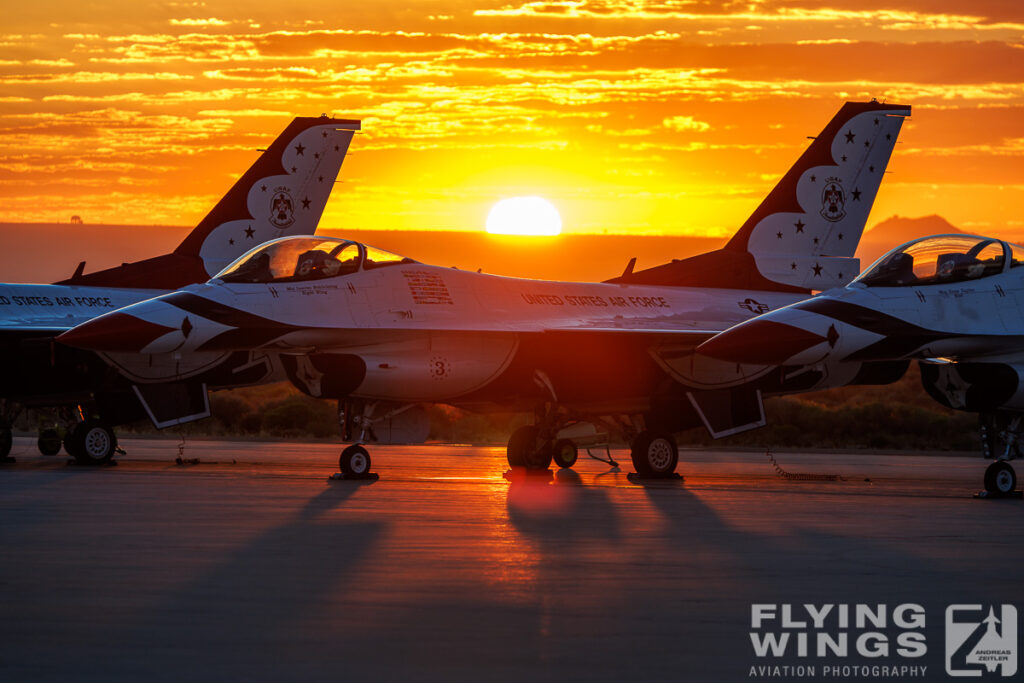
[57,312,178,352]
[697,319,828,365]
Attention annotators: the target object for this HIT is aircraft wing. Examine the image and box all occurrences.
[543,319,720,337]
[0,317,75,334]
[0,284,160,338]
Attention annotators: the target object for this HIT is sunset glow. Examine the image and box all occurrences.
[486,197,562,236]
[1,2,1022,239]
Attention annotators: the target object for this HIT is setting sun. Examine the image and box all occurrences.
[485,197,562,236]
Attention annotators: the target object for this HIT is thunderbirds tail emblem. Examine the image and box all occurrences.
[821,178,846,222]
[270,187,295,228]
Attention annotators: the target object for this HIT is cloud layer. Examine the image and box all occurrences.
[1,1,1022,236]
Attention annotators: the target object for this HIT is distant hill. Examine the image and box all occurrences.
[855,214,964,266]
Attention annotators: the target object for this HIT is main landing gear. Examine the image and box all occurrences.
[978,413,1021,498]
[506,425,553,470]
[0,399,21,462]
[64,419,119,465]
[0,425,12,463]
[629,432,679,477]
[505,406,680,478]
[0,401,120,465]
[37,428,62,456]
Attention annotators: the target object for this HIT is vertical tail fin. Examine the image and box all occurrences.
[607,101,910,292]
[728,101,910,290]
[57,116,360,289]
[177,116,361,277]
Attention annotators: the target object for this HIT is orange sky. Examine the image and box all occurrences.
[1,1,1023,238]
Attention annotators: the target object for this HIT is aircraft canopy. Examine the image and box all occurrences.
[856,234,1010,287]
[215,236,415,284]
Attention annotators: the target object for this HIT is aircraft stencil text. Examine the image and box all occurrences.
[520,293,669,308]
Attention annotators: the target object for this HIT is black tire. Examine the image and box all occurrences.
[506,425,551,470]
[551,439,578,469]
[339,445,371,476]
[69,420,117,464]
[63,430,80,458]
[38,429,62,456]
[630,432,679,476]
[984,461,1017,494]
[0,428,11,459]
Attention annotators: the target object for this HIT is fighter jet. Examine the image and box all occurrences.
[698,233,1024,495]
[58,101,910,478]
[0,115,360,463]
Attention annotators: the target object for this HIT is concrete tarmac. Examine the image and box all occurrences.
[0,438,1020,682]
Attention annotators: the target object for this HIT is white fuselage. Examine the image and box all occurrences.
[0,283,162,331]
[77,262,807,406]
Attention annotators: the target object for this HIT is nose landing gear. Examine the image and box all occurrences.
[330,401,381,481]
[339,444,372,477]
[978,413,1022,499]
[983,461,1017,496]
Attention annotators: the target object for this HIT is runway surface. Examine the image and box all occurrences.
[1,438,1020,682]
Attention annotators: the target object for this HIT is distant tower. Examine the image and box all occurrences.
[70,215,83,225]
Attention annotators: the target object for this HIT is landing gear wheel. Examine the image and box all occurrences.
[551,439,578,469]
[63,430,81,459]
[68,420,117,464]
[0,427,11,461]
[506,425,552,470]
[38,429,61,456]
[630,432,679,477]
[984,461,1017,495]
[339,445,371,477]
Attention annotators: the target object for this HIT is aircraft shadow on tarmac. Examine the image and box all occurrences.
[505,467,623,543]
[81,484,386,680]
[489,469,1021,678]
[3,454,1020,681]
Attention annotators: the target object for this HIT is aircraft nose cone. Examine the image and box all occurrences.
[698,319,828,365]
[57,312,177,352]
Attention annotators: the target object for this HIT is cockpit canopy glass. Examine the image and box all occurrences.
[215,236,415,284]
[1008,242,1024,269]
[856,235,1006,287]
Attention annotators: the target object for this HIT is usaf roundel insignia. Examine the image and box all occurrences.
[270,186,295,228]
[820,177,846,222]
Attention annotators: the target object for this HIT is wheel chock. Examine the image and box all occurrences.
[65,458,118,467]
[328,471,379,482]
[974,490,1022,500]
[627,472,682,484]
[503,468,554,482]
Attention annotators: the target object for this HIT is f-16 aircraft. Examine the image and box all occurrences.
[59,101,910,477]
[0,115,360,462]
[697,233,1024,495]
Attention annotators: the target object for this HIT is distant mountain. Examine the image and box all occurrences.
[855,214,963,265]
